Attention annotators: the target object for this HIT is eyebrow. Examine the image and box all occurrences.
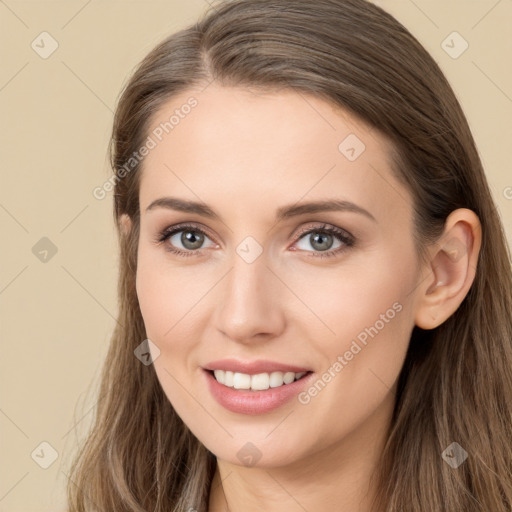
[145,196,377,223]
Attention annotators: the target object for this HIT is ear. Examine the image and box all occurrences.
[414,208,482,330]
[119,213,132,236]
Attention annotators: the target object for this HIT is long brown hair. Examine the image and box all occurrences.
[66,0,512,510]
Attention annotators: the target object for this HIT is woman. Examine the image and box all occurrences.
[67,0,512,510]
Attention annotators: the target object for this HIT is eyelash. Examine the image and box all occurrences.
[154,222,355,259]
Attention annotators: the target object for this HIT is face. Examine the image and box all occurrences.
[135,84,423,468]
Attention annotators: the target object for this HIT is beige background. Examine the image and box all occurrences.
[0,1,510,510]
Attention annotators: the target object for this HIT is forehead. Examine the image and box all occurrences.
[138,84,412,223]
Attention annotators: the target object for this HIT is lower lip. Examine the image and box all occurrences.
[203,369,314,415]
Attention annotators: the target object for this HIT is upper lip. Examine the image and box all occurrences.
[203,358,312,375]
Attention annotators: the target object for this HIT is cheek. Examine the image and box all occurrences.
[290,256,414,342]
[320,297,410,391]
[135,246,202,339]
[289,251,416,394]
[135,248,218,375]
[135,263,170,338]
[136,253,203,412]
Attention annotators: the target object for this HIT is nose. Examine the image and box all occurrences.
[214,249,286,344]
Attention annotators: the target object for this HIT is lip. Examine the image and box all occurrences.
[203,358,312,375]
[203,368,315,415]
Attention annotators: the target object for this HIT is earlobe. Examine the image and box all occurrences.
[119,214,132,236]
[414,208,481,330]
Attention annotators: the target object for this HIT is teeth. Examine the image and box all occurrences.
[269,371,284,388]
[212,370,307,390]
[224,370,234,387]
[232,372,251,389]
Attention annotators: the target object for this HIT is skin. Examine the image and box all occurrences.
[121,84,481,512]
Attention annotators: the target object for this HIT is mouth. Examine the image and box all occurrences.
[203,367,315,415]
[206,369,313,391]
[201,358,315,414]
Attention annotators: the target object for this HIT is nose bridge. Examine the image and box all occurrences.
[228,247,268,302]
[215,242,285,342]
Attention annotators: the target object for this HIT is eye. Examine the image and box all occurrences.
[291,223,355,258]
[156,223,217,257]
[155,222,355,259]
